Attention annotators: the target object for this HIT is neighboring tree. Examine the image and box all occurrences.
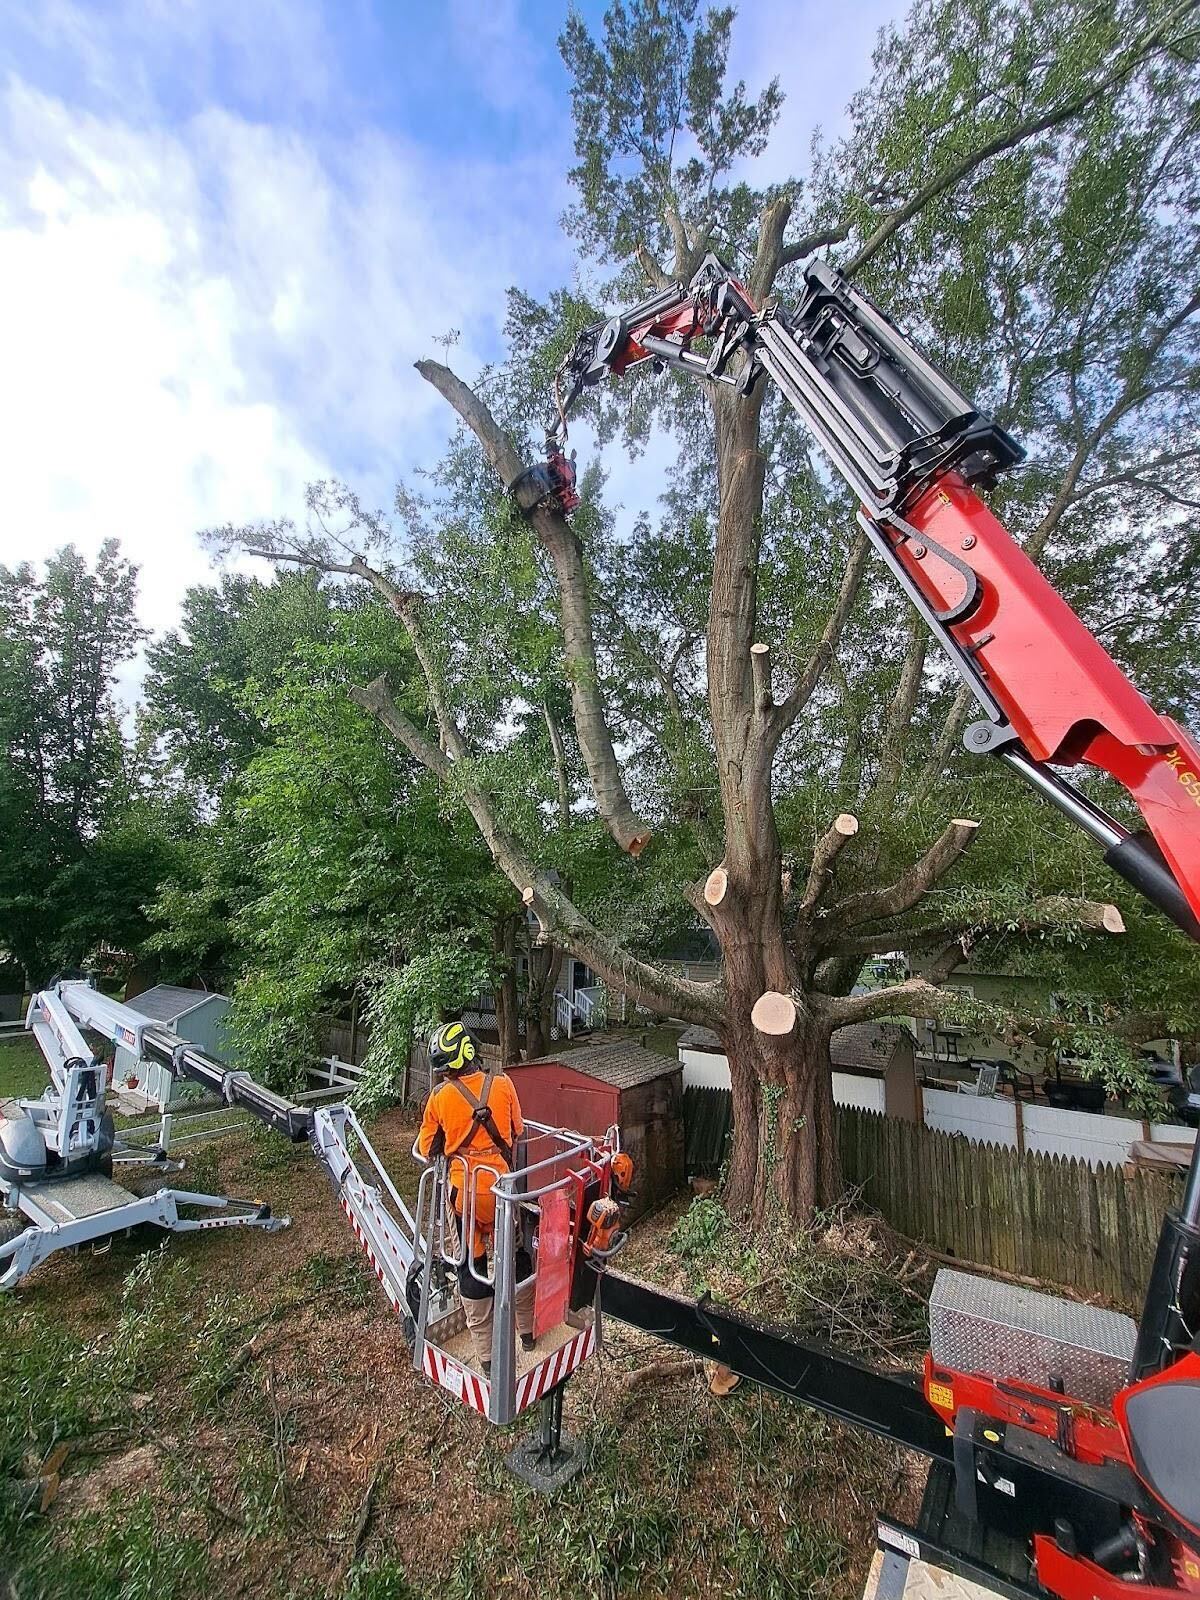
[143,568,337,802]
[212,0,1200,1221]
[146,588,536,1091]
[0,542,167,984]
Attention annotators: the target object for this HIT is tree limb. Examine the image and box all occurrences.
[821,896,1125,960]
[779,225,851,270]
[822,974,962,1028]
[635,240,674,291]
[773,530,871,737]
[870,613,928,805]
[844,1,1197,276]
[350,675,720,1022]
[542,702,571,827]
[827,819,981,930]
[796,814,860,916]
[415,358,652,855]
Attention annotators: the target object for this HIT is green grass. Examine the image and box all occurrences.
[0,1033,50,1099]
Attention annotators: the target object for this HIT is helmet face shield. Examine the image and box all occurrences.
[428,1021,480,1075]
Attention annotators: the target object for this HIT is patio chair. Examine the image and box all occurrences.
[957,1062,1000,1097]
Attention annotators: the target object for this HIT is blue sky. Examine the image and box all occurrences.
[1,0,899,691]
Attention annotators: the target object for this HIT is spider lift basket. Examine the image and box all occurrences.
[312,1105,621,1427]
[409,1121,620,1424]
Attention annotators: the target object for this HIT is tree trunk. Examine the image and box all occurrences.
[751,1016,842,1224]
[717,912,843,1221]
[701,380,844,1222]
[525,938,564,1060]
[493,914,521,1064]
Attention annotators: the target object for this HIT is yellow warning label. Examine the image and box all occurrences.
[929,1382,954,1410]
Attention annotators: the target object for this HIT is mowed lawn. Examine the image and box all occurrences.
[0,1033,50,1100]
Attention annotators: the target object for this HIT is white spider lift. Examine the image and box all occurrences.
[0,980,289,1290]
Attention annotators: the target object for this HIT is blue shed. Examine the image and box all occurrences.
[112,985,232,1109]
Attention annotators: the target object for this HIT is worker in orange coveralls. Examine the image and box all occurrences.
[417,1021,536,1376]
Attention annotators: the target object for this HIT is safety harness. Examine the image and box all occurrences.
[443,1065,514,1169]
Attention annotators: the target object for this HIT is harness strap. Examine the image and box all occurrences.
[444,1067,514,1169]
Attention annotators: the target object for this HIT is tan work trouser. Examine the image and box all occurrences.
[446,1207,534,1366]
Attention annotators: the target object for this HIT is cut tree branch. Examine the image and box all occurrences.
[821,897,1125,961]
[828,820,981,930]
[750,642,773,713]
[797,814,859,916]
[415,358,652,856]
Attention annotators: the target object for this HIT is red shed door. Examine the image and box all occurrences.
[545,1075,616,1138]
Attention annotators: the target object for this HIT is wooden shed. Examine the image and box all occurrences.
[112,985,232,1110]
[508,1042,685,1221]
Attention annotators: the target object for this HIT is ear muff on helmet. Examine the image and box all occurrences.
[428,1021,479,1075]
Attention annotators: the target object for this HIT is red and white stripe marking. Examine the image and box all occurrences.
[423,1341,490,1414]
[513,1323,596,1414]
[339,1194,404,1316]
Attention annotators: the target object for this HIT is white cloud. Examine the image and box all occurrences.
[726,0,901,187]
[0,60,571,700]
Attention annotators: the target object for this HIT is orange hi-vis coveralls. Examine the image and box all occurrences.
[417,1068,524,1254]
[417,1066,534,1366]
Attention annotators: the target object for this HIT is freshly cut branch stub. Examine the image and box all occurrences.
[834,813,859,837]
[750,642,773,710]
[704,867,730,907]
[751,991,798,1037]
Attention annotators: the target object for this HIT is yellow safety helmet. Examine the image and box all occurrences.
[427,1020,479,1076]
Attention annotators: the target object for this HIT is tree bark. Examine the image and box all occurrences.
[494,913,521,1064]
[525,938,564,1060]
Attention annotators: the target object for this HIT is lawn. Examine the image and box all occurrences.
[0,1107,931,1600]
[0,1033,51,1100]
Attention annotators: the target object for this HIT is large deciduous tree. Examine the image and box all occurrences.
[213,0,1200,1221]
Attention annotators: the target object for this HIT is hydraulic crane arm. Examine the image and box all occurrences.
[531,255,1200,941]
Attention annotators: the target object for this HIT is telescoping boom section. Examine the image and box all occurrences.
[540,255,1200,943]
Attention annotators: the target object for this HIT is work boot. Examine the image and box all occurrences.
[482,1359,492,1378]
[520,1333,537,1352]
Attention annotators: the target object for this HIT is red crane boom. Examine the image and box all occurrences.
[523,255,1200,942]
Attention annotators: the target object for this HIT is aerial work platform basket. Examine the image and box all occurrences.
[312,1106,623,1427]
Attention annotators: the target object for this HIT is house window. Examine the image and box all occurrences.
[918,983,974,1062]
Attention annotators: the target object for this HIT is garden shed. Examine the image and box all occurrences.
[508,1042,685,1221]
[112,985,232,1109]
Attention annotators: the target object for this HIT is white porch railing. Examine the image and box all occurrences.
[553,984,609,1039]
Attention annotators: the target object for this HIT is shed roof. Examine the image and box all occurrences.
[679,1021,912,1070]
[518,1041,679,1091]
[123,984,225,1023]
[678,1024,723,1054]
[830,1022,913,1071]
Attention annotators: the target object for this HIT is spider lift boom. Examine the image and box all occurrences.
[534,255,1200,943]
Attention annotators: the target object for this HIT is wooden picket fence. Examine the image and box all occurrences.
[683,1089,1183,1308]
